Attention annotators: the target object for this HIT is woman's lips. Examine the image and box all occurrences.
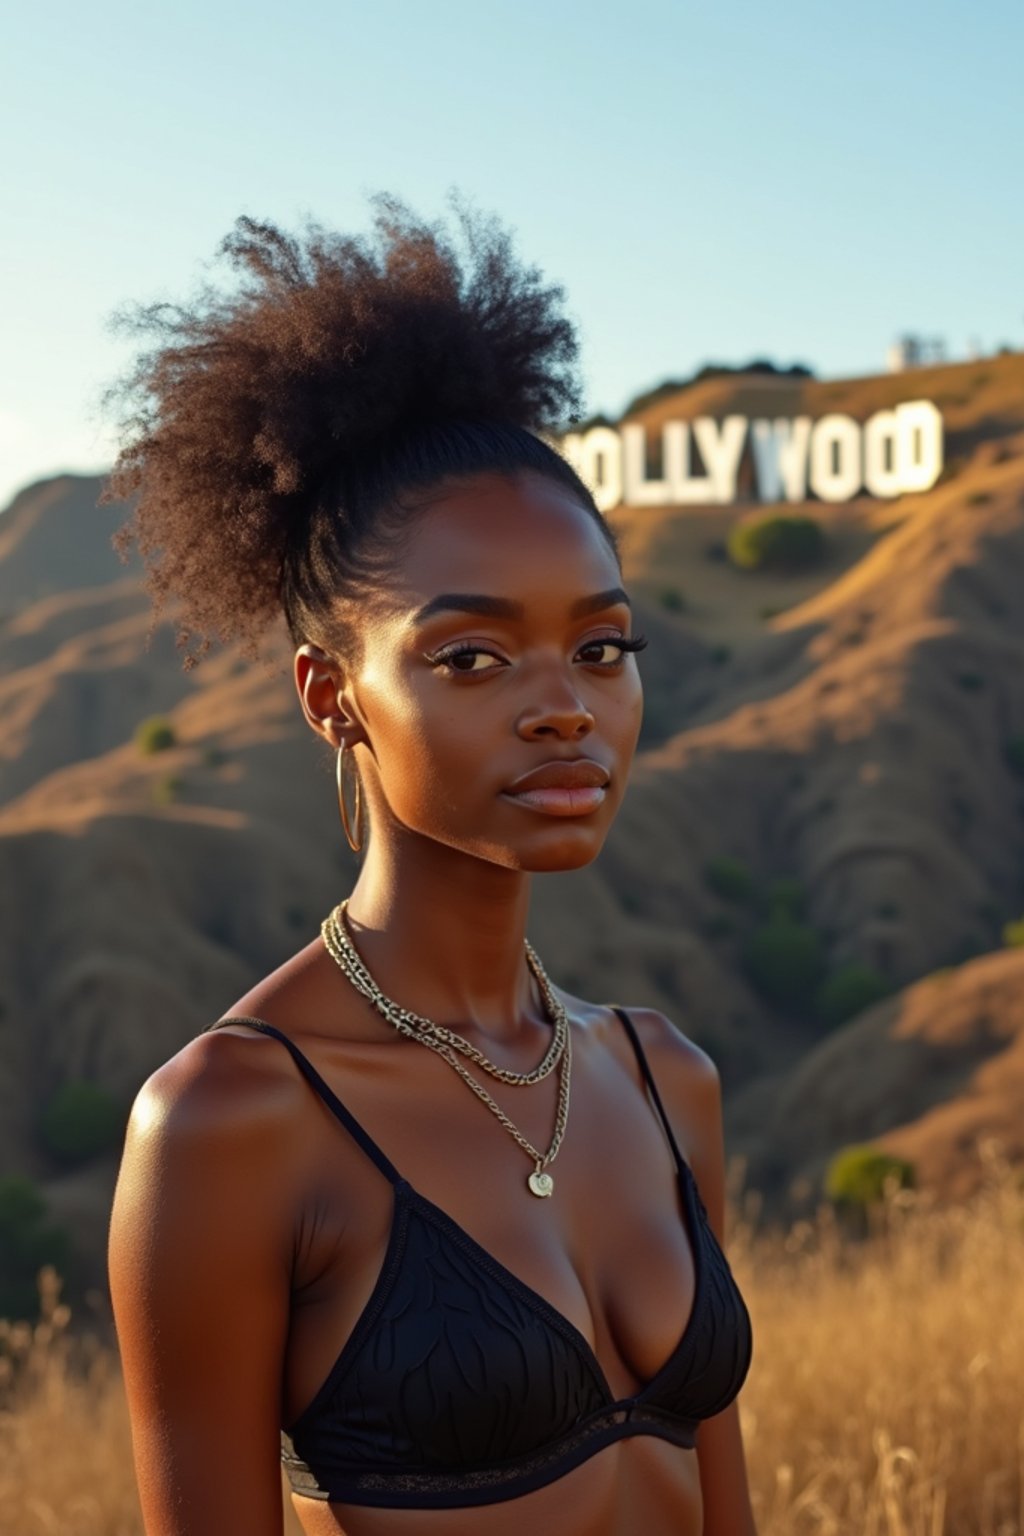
[501,759,611,817]
[501,785,607,817]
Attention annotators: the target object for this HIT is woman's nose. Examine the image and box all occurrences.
[515,673,595,741]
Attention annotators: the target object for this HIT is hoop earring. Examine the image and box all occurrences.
[336,742,365,853]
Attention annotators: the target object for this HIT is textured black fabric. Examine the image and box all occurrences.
[201,1006,753,1508]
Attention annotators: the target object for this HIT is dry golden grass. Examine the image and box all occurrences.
[731,1141,1024,1535]
[2,1149,1020,1536]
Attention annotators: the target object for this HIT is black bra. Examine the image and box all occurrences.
[201,1006,752,1509]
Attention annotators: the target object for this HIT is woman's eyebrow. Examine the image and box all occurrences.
[412,587,631,626]
[570,586,631,618]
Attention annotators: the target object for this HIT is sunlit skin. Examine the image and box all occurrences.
[108,470,758,1536]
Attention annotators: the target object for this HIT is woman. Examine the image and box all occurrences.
[106,193,757,1536]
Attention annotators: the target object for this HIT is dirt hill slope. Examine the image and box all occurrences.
[727,946,1024,1205]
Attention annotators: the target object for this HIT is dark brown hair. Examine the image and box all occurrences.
[101,191,612,673]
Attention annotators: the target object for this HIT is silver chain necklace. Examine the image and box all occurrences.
[323,902,567,1084]
[321,901,572,1197]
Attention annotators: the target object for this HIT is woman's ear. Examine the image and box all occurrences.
[294,644,367,750]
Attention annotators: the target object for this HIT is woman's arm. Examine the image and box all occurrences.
[108,1032,299,1535]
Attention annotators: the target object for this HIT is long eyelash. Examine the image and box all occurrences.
[425,644,477,662]
[423,643,500,667]
[615,633,648,653]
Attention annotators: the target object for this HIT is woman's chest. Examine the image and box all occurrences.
[282,1065,700,1429]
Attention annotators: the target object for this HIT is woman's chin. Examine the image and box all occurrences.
[416,816,614,873]
[508,826,610,873]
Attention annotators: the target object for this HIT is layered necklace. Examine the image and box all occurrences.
[321,899,571,1197]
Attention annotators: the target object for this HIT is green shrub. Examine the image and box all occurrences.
[825,1144,915,1207]
[40,1081,125,1166]
[152,773,184,806]
[659,587,686,613]
[743,916,825,1007]
[816,963,890,1027]
[135,716,176,754]
[764,877,806,919]
[1002,917,1024,948]
[1004,736,1024,776]
[704,855,756,905]
[0,1177,71,1321]
[956,671,985,692]
[709,643,732,665]
[201,744,228,767]
[728,514,826,573]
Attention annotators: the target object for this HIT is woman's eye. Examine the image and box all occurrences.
[431,647,505,674]
[577,639,627,666]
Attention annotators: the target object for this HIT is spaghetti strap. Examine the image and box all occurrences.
[202,1016,403,1186]
[609,1005,689,1178]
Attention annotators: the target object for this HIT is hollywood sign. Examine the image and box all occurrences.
[559,399,943,511]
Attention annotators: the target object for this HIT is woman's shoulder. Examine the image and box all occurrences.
[131,933,359,1159]
[563,990,720,1091]
[613,1003,720,1090]
[125,1020,307,1191]
[561,992,722,1167]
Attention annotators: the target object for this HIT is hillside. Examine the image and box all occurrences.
[727,945,1024,1206]
[1,350,1023,1290]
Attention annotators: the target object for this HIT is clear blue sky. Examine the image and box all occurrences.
[2,0,1021,510]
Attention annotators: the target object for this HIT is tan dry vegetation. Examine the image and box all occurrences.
[2,1153,1021,1535]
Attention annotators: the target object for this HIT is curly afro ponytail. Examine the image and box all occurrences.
[100,190,608,672]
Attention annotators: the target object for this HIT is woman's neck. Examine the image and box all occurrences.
[341,831,541,1047]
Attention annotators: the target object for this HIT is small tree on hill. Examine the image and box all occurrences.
[825,1144,915,1210]
[1002,916,1024,948]
[728,514,827,573]
[135,716,176,754]
[705,855,756,905]
[763,877,806,920]
[742,914,825,1008]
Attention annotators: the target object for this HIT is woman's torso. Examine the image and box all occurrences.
[207,936,731,1535]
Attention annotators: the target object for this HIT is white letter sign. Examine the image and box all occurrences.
[561,398,943,508]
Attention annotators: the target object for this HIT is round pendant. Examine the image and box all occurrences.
[528,1169,554,1198]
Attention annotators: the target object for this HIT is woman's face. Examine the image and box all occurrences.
[311,470,644,873]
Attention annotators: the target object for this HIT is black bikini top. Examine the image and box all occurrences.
[201,1006,753,1509]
